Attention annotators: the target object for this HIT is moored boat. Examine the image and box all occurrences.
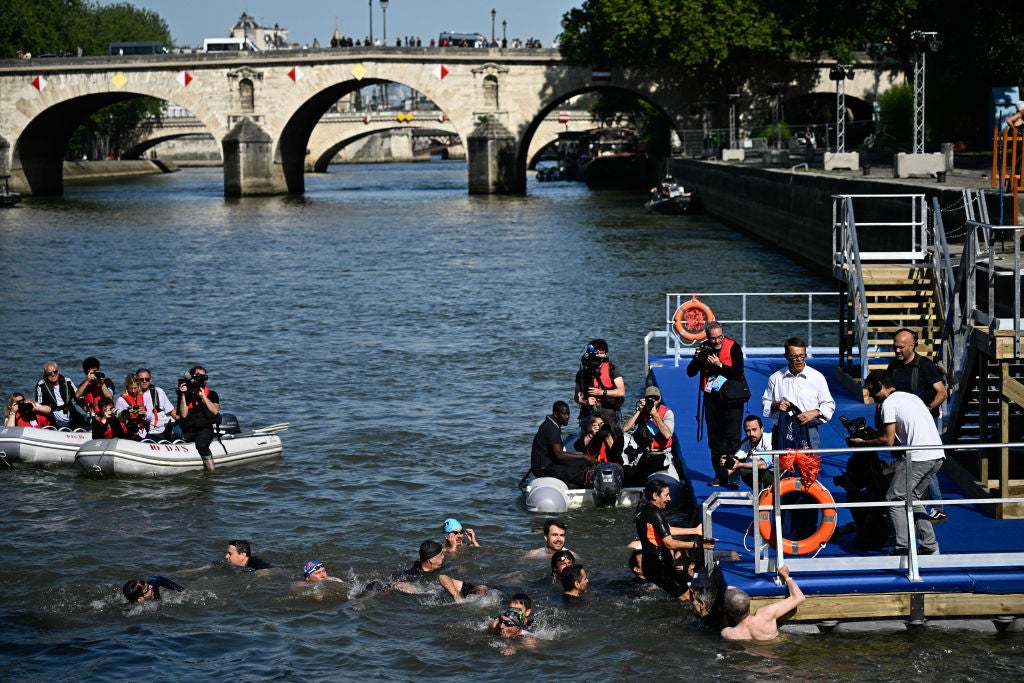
[0,426,93,467]
[0,175,22,207]
[75,423,287,476]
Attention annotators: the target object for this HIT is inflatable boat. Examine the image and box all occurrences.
[520,451,686,514]
[0,426,94,467]
[75,423,287,476]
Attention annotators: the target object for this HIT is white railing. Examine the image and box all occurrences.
[831,193,929,262]
[644,291,840,367]
[701,441,1024,583]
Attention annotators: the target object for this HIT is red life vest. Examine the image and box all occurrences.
[583,435,610,463]
[700,337,739,391]
[95,420,116,439]
[81,379,111,415]
[15,413,50,428]
[647,404,673,451]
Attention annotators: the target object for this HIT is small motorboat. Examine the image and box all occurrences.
[75,422,287,476]
[0,426,94,467]
[644,176,697,214]
[0,175,23,207]
[520,441,686,513]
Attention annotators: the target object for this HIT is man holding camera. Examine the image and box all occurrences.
[847,369,942,556]
[177,365,220,473]
[720,415,774,490]
[622,385,674,460]
[574,339,626,424]
[687,322,747,484]
[74,357,115,424]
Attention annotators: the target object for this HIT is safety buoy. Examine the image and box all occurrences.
[673,295,715,341]
[758,477,837,555]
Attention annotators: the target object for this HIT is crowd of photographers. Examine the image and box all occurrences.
[6,356,221,470]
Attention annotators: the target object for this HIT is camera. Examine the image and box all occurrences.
[840,415,880,446]
[597,421,611,435]
[93,371,105,381]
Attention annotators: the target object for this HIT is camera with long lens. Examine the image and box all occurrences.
[16,401,35,419]
[178,371,205,397]
[840,415,879,447]
[92,371,105,381]
[597,421,611,435]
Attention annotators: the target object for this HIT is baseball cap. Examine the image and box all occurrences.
[442,518,462,534]
[644,386,662,397]
[419,540,443,563]
[303,560,324,578]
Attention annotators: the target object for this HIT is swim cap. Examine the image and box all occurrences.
[442,518,462,534]
[419,540,443,563]
[303,560,323,578]
[500,607,526,628]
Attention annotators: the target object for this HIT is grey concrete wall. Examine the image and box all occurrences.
[669,159,1008,276]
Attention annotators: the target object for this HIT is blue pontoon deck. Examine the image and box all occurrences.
[647,290,1024,628]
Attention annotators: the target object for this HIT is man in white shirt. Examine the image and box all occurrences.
[847,369,943,555]
[761,337,835,449]
[724,415,774,490]
[136,368,177,440]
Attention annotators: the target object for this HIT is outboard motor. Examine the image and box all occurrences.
[591,463,624,507]
[524,477,570,513]
[214,413,241,435]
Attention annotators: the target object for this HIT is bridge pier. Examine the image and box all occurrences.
[467,117,523,194]
[222,118,285,197]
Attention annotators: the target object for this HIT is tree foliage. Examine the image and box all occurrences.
[0,0,170,57]
[558,0,1024,147]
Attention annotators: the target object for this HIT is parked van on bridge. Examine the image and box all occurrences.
[109,41,169,56]
[203,38,261,53]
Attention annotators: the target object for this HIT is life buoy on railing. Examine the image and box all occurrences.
[758,477,837,555]
[672,295,715,341]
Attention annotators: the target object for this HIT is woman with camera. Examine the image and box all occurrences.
[92,397,129,439]
[114,374,151,440]
[573,408,624,465]
[5,392,52,428]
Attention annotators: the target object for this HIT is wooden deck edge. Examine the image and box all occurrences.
[753,591,1024,622]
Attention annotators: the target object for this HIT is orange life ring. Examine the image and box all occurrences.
[758,477,837,555]
[673,295,715,341]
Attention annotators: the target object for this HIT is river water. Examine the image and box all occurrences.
[0,164,1020,681]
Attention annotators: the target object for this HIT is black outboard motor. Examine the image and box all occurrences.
[214,412,241,435]
[591,463,624,507]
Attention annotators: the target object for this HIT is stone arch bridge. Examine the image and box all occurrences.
[0,48,894,196]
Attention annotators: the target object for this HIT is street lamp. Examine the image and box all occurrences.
[380,0,389,44]
[829,65,854,153]
[368,0,373,43]
[491,9,496,45]
[502,20,507,44]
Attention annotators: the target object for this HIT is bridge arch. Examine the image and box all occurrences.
[10,86,225,196]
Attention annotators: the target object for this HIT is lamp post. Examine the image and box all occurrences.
[911,31,940,154]
[368,0,373,43]
[502,20,507,44]
[727,94,739,150]
[491,9,496,45]
[829,65,854,153]
[380,0,389,44]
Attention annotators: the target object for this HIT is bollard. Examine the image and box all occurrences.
[936,171,946,183]
[862,165,871,176]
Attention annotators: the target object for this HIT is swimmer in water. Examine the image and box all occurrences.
[123,575,185,603]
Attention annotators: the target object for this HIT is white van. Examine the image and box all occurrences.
[203,38,260,53]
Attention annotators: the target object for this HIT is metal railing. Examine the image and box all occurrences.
[831,194,929,262]
[832,197,870,382]
[966,221,1023,358]
[644,292,840,367]
[701,441,1024,583]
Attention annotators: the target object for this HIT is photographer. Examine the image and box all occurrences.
[73,357,114,423]
[177,365,220,472]
[114,374,151,440]
[574,339,625,424]
[5,392,52,428]
[720,415,773,490]
[92,397,129,439]
[621,386,674,483]
[573,408,624,465]
[686,322,746,484]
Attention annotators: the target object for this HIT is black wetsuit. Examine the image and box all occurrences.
[147,575,185,599]
[634,503,690,598]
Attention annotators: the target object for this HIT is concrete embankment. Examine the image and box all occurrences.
[62,159,178,182]
[669,158,1009,276]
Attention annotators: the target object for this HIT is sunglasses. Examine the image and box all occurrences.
[45,370,59,376]
[138,377,151,382]
[499,618,519,628]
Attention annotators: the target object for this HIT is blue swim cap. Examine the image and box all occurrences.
[303,560,323,578]
[442,518,462,534]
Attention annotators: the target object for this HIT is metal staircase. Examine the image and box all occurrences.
[833,191,1024,511]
